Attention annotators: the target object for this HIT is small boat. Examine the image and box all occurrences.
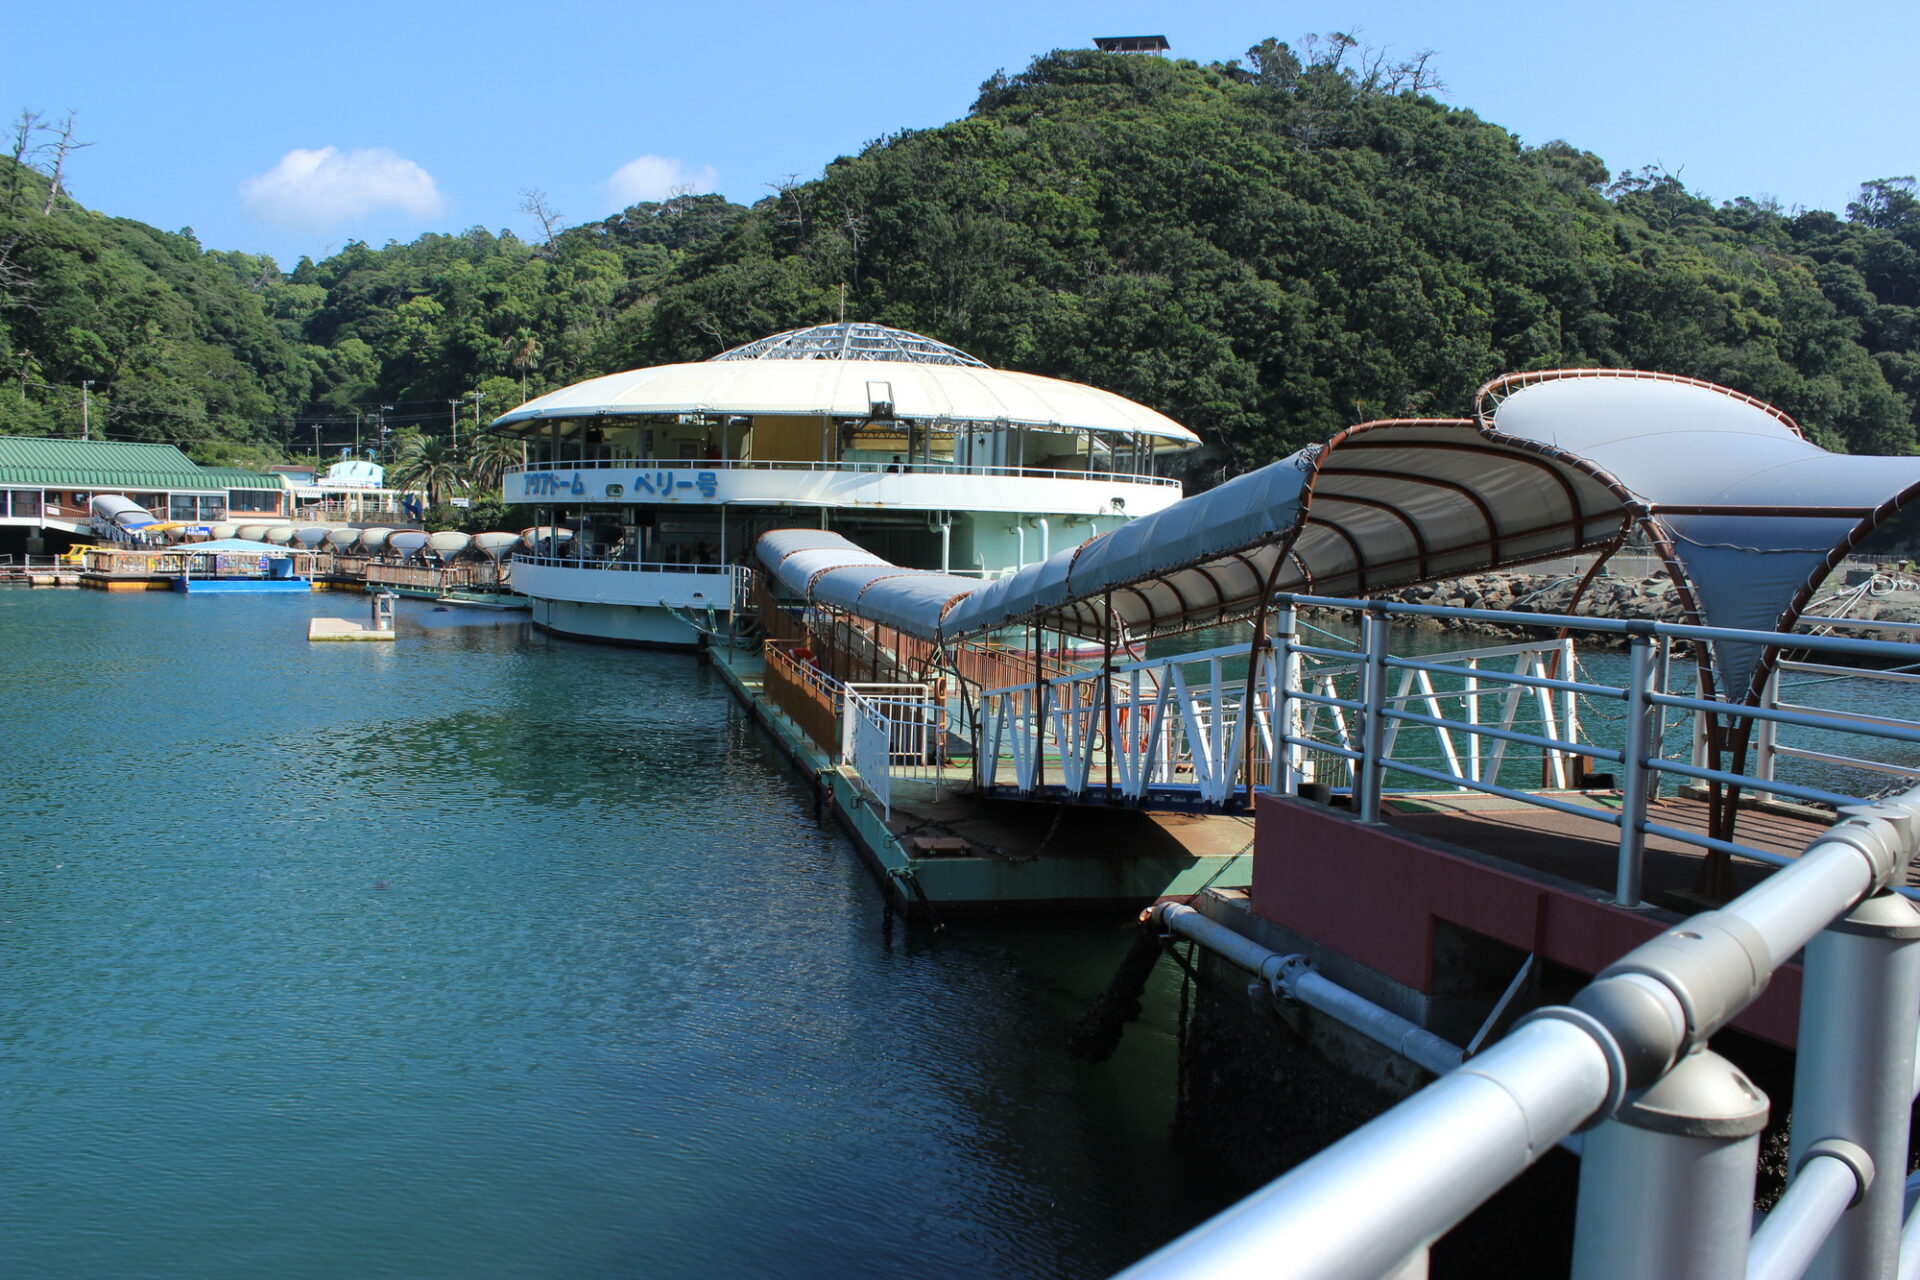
[434,591,530,611]
[388,530,431,560]
[426,531,472,558]
[355,527,396,554]
[471,532,521,563]
[519,526,573,552]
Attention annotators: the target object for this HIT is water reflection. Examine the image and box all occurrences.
[0,590,1211,1280]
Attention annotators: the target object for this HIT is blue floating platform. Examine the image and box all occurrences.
[171,577,315,593]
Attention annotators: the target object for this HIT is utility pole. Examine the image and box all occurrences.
[81,379,93,440]
[449,398,460,454]
[472,390,485,446]
[311,423,321,461]
[354,407,363,456]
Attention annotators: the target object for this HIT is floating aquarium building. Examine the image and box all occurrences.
[486,322,1201,648]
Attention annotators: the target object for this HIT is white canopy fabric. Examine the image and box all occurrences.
[761,418,1630,643]
[758,530,983,634]
[758,371,1920,710]
[490,359,1200,448]
[1481,371,1920,698]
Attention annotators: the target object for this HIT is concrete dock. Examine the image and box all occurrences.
[707,644,1253,914]
[308,617,395,642]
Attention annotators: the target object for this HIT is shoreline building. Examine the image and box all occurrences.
[0,437,287,556]
[487,322,1202,649]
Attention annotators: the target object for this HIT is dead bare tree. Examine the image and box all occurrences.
[6,109,44,215]
[518,186,564,246]
[1389,49,1445,95]
[840,210,870,288]
[767,174,809,239]
[40,111,90,215]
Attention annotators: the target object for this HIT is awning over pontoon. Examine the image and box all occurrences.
[759,529,981,635]
[758,371,1920,706]
[762,417,1630,643]
[1481,372,1920,696]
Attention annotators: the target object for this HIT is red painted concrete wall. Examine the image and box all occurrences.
[1251,795,1800,1047]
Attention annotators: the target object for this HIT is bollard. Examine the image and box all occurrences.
[1272,604,1302,796]
[1789,890,1920,1280]
[1612,630,1656,906]
[1570,1048,1768,1278]
[1356,605,1390,822]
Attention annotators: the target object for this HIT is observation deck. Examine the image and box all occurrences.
[501,456,1181,516]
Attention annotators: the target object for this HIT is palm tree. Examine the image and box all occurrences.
[465,431,524,496]
[388,435,465,511]
[506,331,544,403]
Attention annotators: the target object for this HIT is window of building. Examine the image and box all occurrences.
[228,489,281,514]
[169,494,197,520]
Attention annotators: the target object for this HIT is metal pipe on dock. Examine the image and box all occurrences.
[1153,904,1464,1079]
[1117,1015,1613,1280]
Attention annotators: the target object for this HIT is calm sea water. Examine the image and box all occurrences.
[0,590,1214,1280]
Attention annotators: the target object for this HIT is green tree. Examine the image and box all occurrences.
[388,434,464,508]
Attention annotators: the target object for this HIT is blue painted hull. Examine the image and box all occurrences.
[170,577,314,593]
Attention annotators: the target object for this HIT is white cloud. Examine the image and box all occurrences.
[240,146,445,231]
[603,155,720,208]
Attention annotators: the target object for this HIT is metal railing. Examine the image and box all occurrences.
[975,629,1585,808]
[762,642,844,755]
[361,561,507,592]
[294,498,416,522]
[841,683,949,819]
[505,456,1181,487]
[971,593,1920,908]
[1121,785,1920,1279]
[512,551,741,577]
[1747,617,1920,792]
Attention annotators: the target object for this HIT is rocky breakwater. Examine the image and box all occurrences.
[1368,568,1920,653]
[1375,572,1681,642]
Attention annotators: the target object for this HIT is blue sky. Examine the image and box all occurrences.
[6,0,1915,267]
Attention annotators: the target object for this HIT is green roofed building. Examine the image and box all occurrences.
[0,436,286,554]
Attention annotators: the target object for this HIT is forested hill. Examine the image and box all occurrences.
[4,39,1918,471]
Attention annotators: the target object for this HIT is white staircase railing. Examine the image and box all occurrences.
[975,624,1582,808]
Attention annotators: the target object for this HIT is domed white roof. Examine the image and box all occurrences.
[490,323,1200,448]
[711,322,988,367]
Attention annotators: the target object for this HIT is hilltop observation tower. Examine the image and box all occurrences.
[1092,35,1170,55]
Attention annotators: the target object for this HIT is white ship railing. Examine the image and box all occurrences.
[512,552,742,577]
[506,456,1181,487]
[1121,784,1920,1279]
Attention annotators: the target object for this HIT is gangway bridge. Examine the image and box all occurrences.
[748,370,1920,1278]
